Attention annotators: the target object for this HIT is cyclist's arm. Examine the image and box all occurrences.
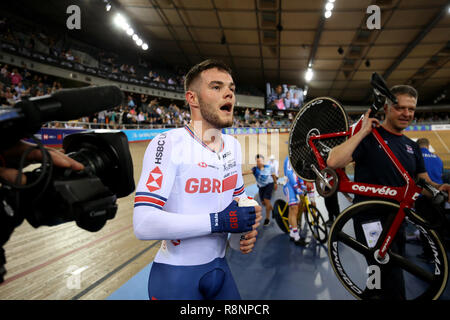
[133,134,212,241]
[327,109,380,169]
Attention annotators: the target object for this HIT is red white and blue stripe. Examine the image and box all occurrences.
[134,192,167,210]
[184,125,224,153]
[233,184,245,197]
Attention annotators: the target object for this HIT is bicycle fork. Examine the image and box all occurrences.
[374,204,407,263]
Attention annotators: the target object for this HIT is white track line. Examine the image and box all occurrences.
[433,131,450,153]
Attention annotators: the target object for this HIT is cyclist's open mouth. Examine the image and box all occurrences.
[220,103,233,114]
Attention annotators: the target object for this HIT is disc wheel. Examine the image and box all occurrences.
[305,205,328,244]
[288,97,348,181]
[328,200,448,300]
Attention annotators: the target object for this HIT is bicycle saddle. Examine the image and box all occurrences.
[371,72,398,105]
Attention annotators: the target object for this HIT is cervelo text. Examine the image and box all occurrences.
[351,184,397,196]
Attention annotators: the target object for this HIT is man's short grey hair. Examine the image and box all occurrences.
[386,85,418,105]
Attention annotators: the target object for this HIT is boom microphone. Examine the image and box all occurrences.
[0,85,124,150]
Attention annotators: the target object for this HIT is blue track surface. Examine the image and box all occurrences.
[107,185,450,300]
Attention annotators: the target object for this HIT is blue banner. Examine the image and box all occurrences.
[34,128,172,146]
[405,125,432,131]
[122,129,170,142]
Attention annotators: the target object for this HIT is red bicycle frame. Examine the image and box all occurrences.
[307,116,422,258]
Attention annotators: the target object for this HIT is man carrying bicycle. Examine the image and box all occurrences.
[283,156,308,246]
[327,84,450,299]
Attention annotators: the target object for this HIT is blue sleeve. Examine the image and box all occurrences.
[414,144,426,174]
[284,158,297,186]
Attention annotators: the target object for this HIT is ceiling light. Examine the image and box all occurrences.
[329,0,335,2]
[325,10,332,18]
[106,3,111,11]
[113,14,125,28]
[305,68,313,82]
[132,34,138,41]
[142,43,149,50]
[126,28,134,36]
[325,2,334,11]
[136,39,143,46]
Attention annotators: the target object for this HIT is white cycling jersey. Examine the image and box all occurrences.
[133,125,247,266]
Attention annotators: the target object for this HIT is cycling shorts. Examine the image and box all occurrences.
[148,257,241,300]
[283,184,299,206]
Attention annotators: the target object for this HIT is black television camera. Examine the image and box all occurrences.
[0,85,135,283]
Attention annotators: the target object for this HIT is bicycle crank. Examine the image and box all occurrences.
[312,165,339,198]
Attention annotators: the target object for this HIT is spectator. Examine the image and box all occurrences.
[98,110,106,125]
[283,91,292,109]
[127,95,135,108]
[14,81,27,97]
[9,68,22,86]
[291,91,303,108]
[65,50,75,61]
[137,111,145,124]
[267,84,285,110]
[0,64,9,77]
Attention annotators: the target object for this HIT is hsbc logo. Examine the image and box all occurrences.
[154,133,166,165]
[146,166,163,192]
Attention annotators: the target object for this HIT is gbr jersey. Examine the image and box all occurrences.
[133,125,246,266]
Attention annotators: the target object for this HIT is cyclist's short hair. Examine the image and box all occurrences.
[389,85,418,102]
[416,138,429,148]
[184,59,232,92]
[255,154,264,160]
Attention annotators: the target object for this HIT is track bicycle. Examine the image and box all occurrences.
[273,192,328,244]
[288,73,449,300]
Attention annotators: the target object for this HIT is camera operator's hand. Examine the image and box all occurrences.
[0,140,84,184]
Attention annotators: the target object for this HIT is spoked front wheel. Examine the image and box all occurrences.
[305,205,328,244]
[273,199,289,233]
[328,200,448,300]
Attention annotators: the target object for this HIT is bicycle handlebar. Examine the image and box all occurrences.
[416,178,449,206]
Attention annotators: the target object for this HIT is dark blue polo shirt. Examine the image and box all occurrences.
[352,126,426,203]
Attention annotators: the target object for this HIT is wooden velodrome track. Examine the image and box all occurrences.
[0,130,448,300]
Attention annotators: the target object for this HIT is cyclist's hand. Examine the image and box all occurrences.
[210,199,256,233]
[239,229,258,254]
[438,184,450,203]
[360,109,380,138]
[253,204,262,229]
[274,183,278,191]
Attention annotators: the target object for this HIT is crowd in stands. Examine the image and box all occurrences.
[0,14,263,97]
[1,63,449,131]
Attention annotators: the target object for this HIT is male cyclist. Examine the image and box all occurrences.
[133,60,262,300]
[283,156,308,246]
